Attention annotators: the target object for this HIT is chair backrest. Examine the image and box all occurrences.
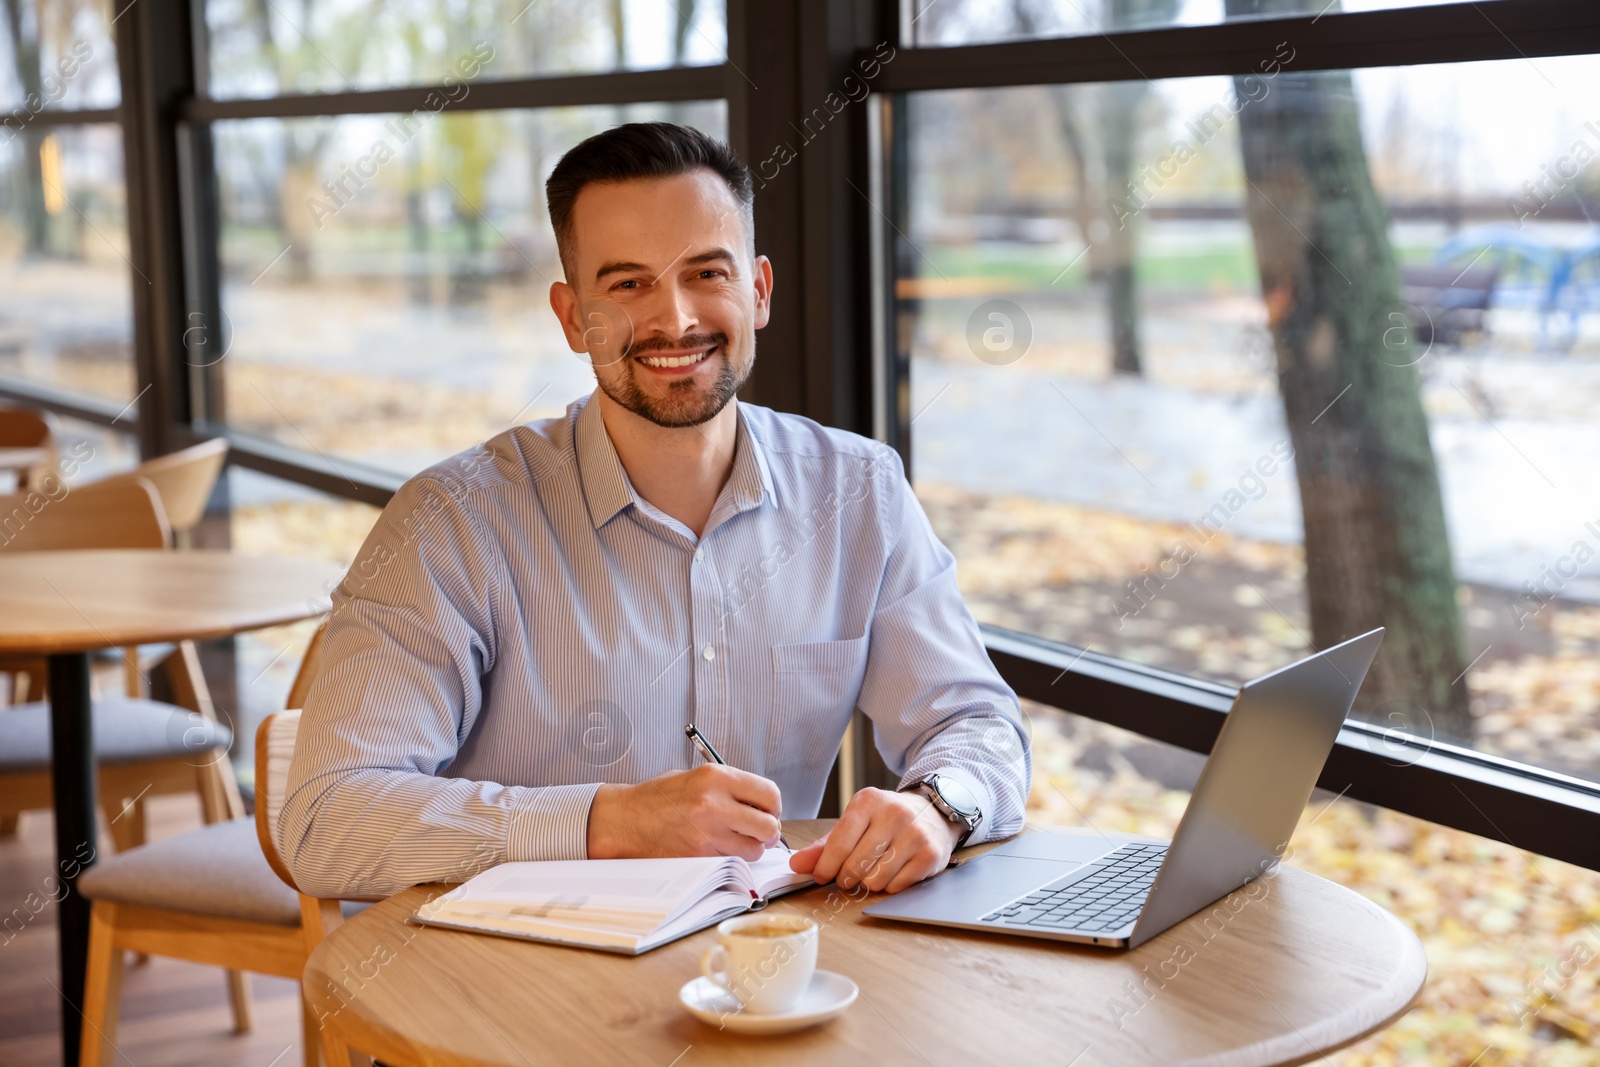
[0,406,52,448]
[94,437,228,537]
[256,618,330,892]
[0,477,170,552]
[256,709,303,891]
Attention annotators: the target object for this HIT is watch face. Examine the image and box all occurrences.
[930,775,980,818]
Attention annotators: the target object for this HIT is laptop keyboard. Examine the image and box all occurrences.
[978,842,1167,934]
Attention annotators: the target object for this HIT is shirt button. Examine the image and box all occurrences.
[694,547,705,562]
[702,644,716,661]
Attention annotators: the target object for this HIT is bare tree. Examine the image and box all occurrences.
[1013,0,1175,377]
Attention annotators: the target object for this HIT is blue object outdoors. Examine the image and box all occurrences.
[1433,224,1600,348]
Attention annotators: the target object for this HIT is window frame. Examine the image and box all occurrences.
[1,0,1596,868]
[866,0,1600,873]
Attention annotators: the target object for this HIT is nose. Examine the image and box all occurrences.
[635,276,698,345]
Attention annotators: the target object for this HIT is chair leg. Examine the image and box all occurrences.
[101,796,145,854]
[311,1001,372,1067]
[303,997,323,1067]
[227,968,255,1034]
[16,667,39,703]
[197,757,245,823]
[122,647,145,698]
[80,904,125,1067]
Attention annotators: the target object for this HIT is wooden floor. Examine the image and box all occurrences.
[0,795,311,1067]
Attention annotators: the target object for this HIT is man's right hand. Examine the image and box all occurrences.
[586,764,784,861]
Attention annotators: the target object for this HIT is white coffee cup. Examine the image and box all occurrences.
[699,913,818,1014]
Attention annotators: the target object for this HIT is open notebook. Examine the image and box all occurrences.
[409,847,818,955]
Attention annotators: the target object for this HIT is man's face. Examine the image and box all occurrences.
[550,169,772,428]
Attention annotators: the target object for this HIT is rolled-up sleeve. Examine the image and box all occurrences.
[856,447,1032,844]
[277,473,601,898]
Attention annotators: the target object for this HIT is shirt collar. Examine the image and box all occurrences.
[574,391,778,531]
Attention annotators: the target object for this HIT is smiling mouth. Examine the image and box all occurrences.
[636,346,715,369]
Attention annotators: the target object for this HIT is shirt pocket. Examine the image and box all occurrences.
[766,635,871,780]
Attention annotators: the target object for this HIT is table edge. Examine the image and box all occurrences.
[0,550,342,652]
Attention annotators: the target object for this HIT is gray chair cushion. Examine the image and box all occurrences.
[78,818,375,927]
[0,698,232,772]
[79,818,302,925]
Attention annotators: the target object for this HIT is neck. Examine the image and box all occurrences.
[595,391,739,538]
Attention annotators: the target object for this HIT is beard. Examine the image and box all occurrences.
[597,332,752,428]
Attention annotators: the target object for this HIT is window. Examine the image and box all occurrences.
[907,0,1463,46]
[204,0,727,99]
[0,0,119,109]
[0,0,130,424]
[900,56,1600,784]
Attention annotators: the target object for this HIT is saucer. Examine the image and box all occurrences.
[679,970,859,1034]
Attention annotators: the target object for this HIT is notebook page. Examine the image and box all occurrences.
[642,887,765,951]
[417,909,654,951]
[417,856,733,930]
[747,846,818,899]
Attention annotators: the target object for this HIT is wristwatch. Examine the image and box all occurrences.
[900,773,982,851]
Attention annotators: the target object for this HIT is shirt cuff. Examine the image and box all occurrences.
[899,765,995,845]
[505,782,604,862]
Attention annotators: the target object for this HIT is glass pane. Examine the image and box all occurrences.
[0,122,135,403]
[1024,698,1600,1065]
[900,56,1600,784]
[910,0,1462,47]
[0,0,120,109]
[208,101,726,473]
[205,0,727,100]
[53,410,138,478]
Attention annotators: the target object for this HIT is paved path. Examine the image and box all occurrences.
[911,361,1600,601]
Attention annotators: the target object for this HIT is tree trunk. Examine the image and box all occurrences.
[1014,0,1173,378]
[3,0,51,256]
[1097,0,1180,377]
[1099,80,1144,376]
[1225,0,1472,740]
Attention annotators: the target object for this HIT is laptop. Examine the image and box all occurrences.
[863,627,1383,949]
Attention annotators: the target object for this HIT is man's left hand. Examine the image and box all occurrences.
[788,786,964,894]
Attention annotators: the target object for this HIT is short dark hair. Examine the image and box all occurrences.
[545,121,755,283]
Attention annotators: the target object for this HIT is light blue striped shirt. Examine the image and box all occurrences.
[280,391,1031,897]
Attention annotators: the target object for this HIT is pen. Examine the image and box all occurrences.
[685,723,791,850]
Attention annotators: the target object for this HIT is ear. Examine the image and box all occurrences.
[751,254,774,330]
[549,281,588,354]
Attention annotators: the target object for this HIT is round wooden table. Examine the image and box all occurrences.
[0,549,346,1067]
[305,821,1426,1067]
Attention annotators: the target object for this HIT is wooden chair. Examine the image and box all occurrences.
[88,437,230,696]
[0,404,56,489]
[77,620,369,1067]
[93,436,228,548]
[0,475,178,705]
[0,479,240,853]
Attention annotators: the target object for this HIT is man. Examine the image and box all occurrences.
[280,122,1031,901]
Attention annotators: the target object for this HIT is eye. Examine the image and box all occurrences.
[697,269,726,280]
[614,279,640,291]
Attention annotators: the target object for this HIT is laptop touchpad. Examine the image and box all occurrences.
[981,831,1126,865]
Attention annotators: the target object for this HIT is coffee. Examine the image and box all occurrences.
[732,922,804,938]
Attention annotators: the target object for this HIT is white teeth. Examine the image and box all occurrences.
[638,349,711,368]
